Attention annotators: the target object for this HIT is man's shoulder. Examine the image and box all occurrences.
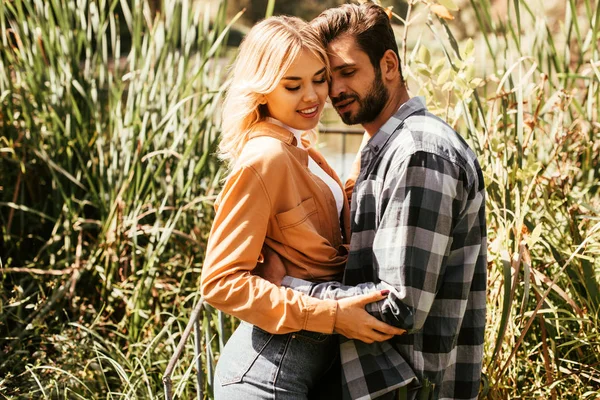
[397,111,465,151]
[382,111,483,186]
[400,112,477,158]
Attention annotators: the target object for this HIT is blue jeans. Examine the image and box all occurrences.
[214,321,341,399]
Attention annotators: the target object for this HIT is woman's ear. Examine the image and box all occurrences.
[258,95,267,105]
[380,49,400,81]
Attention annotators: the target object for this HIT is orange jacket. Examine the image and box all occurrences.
[200,122,350,334]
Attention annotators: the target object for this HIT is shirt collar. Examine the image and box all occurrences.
[247,121,296,145]
[365,96,427,155]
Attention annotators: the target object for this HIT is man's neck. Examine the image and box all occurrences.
[363,84,410,137]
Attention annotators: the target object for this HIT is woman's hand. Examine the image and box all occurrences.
[334,291,406,343]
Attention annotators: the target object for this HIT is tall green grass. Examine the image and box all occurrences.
[0,0,241,397]
[401,0,600,397]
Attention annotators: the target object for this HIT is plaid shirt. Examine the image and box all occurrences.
[282,97,487,400]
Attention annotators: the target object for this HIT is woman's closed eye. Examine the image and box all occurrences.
[285,79,325,91]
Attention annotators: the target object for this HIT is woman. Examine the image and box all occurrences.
[200,16,400,399]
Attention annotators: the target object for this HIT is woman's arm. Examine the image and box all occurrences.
[201,165,336,334]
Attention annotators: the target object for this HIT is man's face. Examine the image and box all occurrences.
[327,35,389,125]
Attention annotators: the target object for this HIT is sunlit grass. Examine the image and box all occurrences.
[401,0,600,398]
[0,0,238,397]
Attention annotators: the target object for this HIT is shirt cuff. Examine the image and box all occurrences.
[303,296,337,334]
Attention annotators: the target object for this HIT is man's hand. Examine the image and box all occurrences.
[252,246,287,286]
[334,291,406,343]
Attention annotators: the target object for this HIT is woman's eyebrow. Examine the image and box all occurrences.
[282,67,327,80]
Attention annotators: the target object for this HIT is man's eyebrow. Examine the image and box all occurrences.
[282,67,327,80]
[332,63,356,72]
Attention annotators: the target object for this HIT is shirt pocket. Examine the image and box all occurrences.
[275,197,322,244]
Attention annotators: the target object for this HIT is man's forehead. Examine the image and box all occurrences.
[328,35,359,55]
[327,35,368,67]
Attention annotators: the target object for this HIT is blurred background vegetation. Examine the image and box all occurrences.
[1,0,599,399]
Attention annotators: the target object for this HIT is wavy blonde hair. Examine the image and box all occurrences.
[218,16,330,166]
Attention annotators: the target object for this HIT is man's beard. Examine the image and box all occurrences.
[332,71,389,125]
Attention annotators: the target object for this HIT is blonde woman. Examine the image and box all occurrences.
[200,16,404,399]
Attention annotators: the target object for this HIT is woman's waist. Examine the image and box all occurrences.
[284,261,344,283]
[241,320,336,342]
[263,240,347,282]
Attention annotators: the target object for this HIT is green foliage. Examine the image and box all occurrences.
[226,0,409,25]
[0,0,241,397]
[404,0,600,398]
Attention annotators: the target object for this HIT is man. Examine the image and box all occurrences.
[279,3,487,399]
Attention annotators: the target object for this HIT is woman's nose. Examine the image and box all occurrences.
[303,85,318,103]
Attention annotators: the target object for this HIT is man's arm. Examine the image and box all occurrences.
[283,152,470,334]
[280,277,404,328]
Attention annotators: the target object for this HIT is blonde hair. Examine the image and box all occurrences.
[218,16,330,166]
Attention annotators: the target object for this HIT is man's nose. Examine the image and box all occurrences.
[329,77,345,99]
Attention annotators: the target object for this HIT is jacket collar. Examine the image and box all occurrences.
[247,121,297,145]
[247,121,307,166]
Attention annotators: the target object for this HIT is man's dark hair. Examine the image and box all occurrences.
[310,2,402,75]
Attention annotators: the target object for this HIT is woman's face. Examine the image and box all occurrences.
[263,49,329,131]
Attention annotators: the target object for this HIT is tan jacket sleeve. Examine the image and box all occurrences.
[200,165,338,334]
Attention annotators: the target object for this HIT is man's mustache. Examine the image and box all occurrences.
[331,93,359,107]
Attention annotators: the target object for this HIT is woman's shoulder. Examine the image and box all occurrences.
[235,138,287,174]
[237,122,295,169]
[222,139,289,204]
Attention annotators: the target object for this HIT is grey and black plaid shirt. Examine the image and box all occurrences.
[282,97,487,400]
